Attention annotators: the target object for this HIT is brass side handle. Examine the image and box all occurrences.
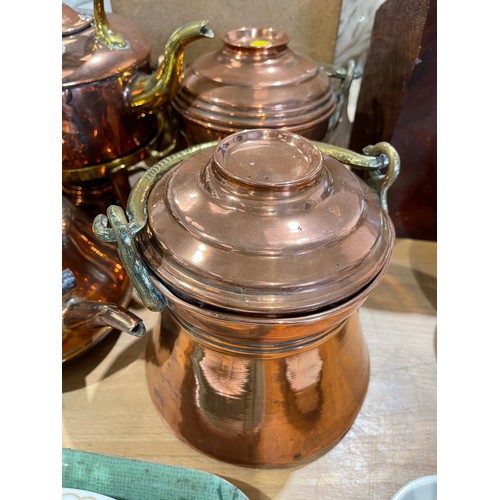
[320,59,361,132]
[314,141,400,213]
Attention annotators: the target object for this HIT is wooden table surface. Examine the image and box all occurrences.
[62,237,437,500]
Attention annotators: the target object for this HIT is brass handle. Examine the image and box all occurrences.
[314,141,400,213]
[320,60,363,80]
[93,0,127,49]
[93,142,217,311]
[320,59,361,131]
[95,205,168,312]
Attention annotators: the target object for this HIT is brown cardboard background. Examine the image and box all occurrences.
[110,0,342,67]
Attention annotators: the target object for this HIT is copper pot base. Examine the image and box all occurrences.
[145,308,369,468]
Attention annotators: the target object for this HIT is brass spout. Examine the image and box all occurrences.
[63,298,146,337]
[128,20,214,112]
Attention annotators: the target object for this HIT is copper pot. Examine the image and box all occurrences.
[62,0,214,216]
[172,27,359,145]
[92,130,400,467]
[62,197,145,362]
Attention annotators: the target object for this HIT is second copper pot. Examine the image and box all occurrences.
[172,27,344,145]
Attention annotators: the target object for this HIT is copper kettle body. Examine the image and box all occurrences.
[62,197,145,362]
[93,130,400,467]
[62,0,214,215]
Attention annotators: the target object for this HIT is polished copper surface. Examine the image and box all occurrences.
[62,3,213,170]
[62,3,92,35]
[172,27,337,144]
[146,293,370,467]
[141,129,394,315]
[62,3,157,170]
[62,2,213,215]
[62,109,177,219]
[62,197,134,362]
[92,130,397,467]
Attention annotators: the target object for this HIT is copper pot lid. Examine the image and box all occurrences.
[140,129,394,315]
[172,27,337,134]
[62,3,151,87]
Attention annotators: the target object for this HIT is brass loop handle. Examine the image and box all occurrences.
[92,142,216,311]
[320,61,363,81]
[94,205,168,312]
[93,141,217,243]
[314,141,400,213]
[360,142,401,213]
[320,59,361,131]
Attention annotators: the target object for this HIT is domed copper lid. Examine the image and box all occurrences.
[172,27,337,141]
[139,129,394,315]
[62,3,151,87]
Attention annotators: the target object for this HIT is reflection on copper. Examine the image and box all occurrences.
[146,302,370,467]
[198,351,251,398]
[115,130,396,467]
[173,27,337,145]
[285,349,323,391]
[62,198,133,362]
[62,3,212,217]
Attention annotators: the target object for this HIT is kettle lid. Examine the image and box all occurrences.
[62,2,151,87]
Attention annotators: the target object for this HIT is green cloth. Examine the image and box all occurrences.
[62,448,249,500]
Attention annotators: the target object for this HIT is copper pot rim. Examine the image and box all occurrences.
[221,26,291,50]
[150,250,392,325]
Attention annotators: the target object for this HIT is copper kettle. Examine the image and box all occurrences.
[62,197,145,362]
[92,130,400,467]
[62,0,214,216]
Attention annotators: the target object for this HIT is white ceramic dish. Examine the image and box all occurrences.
[62,488,116,500]
[391,475,437,500]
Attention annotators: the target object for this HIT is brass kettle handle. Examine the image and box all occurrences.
[93,0,127,48]
[93,140,399,312]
